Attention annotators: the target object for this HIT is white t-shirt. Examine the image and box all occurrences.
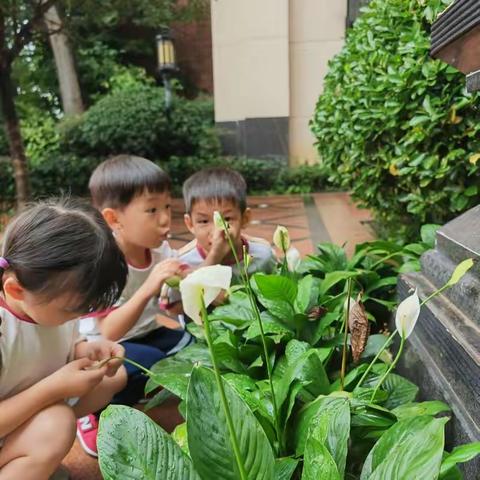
[80,241,178,342]
[0,298,82,401]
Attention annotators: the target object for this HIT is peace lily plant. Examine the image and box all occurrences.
[97,224,480,480]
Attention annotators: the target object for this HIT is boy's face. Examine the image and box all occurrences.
[108,190,172,250]
[184,199,250,254]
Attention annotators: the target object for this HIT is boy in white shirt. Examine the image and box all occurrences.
[78,155,193,456]
[179,167,276,282]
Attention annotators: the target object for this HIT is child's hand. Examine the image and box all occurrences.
[47,358,108,399]
[207,227,231,263]
[140,258,183,299]
[77,340,125,377]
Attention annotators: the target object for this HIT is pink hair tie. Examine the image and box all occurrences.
[0,257,9,269]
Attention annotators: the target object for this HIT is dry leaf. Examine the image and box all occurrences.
[348,293,370,362]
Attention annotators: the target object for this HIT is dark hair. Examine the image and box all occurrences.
[89,155,171,209]
[183,167,247,213]
[0,198,127,313]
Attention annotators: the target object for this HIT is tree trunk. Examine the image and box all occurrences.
[0,65,30,208]
[44,4,84,116]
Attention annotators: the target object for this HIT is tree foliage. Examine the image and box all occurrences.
[311,0,480,240]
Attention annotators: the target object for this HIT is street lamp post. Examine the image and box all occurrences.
[156,30,178,109]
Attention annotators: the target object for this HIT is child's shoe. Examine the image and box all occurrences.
[76,414,98,457]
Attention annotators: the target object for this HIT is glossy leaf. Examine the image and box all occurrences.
[98,405,200,480]
[187,366,275,480]
[440,442,480,477]
[274,458,299,480]
[302,438,341,480]
[360,416,448,480]
[392,401,450,419]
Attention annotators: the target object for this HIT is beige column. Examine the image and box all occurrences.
[210,0,347,165]
[289,0,347,166]
[211,0,289,122]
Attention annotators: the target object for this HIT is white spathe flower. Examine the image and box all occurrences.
[395,289,420,339]
[179,265,232,325]
[213,211,224,230]
[273,226,290,251]
[286,247,301,272]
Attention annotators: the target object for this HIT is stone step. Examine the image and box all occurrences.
[397,272,480,478]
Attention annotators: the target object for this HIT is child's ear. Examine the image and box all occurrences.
[184,213,195,234]
[102,208,121,231]
[241,208,252,228]
[3,275,25,301]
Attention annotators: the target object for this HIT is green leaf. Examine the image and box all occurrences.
[98,405,200,480]
[145,358,195,400]
[365,372,418,409]
[320,271,361,295]
[172,422,189,455]
[210,291,255,327]
[144,388,174,411]
[439,466,463,480]
[187,366,275,480]
[274,457,299,480]
[276,348,330,408]
[293,396,351,465]
[244,312,293,344]
[360,416,448,480]
[295,275,319,313]
[440,442,480,477]
[446,258,474,286]
[251,274,297,323]
[301,438,341,480]
[145,342,212,397]
[309,397,351,476]
[361,334,390,359]
[392,401,451,419]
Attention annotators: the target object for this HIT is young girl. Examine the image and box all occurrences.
[0,198,128,480]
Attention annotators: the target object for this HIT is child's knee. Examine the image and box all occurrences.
[34,404,76,460]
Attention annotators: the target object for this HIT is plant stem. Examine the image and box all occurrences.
[356,329,397,389]
[107,356,155,377]
[420,283,449,307]
[244,271,283,455]
[340,279,353,390]
[201,297,248,480]
[370,335,405,402]
[220,214,283,454]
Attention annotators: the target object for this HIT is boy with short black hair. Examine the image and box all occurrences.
[180,167,276,278]
[78,154,193,456]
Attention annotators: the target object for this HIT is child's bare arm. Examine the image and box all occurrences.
[98,258,183,341]
[0,358,105,438]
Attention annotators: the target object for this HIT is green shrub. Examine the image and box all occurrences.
[59,86,220,160]
[311,0,480,241]
[274,164,327,194]
[0,153,99,204]
[162,156,281,195]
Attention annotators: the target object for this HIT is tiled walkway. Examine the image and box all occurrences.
[62,192,374,479]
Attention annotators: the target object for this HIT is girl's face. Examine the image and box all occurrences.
[3,275,84,326]
[21,290,84,326]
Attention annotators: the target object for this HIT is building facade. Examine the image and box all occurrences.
[210,1,354,165]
